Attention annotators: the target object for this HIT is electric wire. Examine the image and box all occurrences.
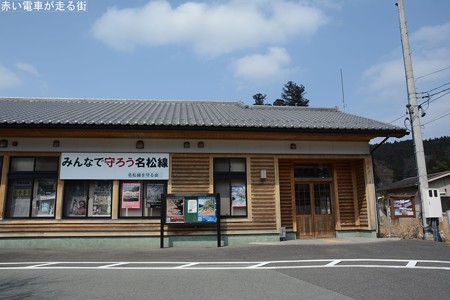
[419,82,450,93]
[422,109,450,126]
[415,66,450,80]
[389,89,450,124]
[419,87,450,99]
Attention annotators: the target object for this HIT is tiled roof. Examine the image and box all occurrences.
[378,171,450,191]
[0,97,406,135]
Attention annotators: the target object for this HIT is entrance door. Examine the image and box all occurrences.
[295,183,334,238]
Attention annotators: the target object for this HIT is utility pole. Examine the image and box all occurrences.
[396,0,430,234]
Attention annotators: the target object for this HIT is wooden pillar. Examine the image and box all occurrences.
[333,163,342,230]
[364,157,377,230]
[246,156,253,222]
[55,178,64,219]
[111,180,119,219]
[0,154,10,220]
[274,157,281,233]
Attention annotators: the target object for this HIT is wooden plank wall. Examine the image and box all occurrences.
[335,161,356,227]
[335,160,369,229]
[169,155,211,194]
[0,221,162,237]
[249,157,277,226]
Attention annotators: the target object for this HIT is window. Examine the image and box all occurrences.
[119,181,167,218]
[63,180,112,218]
[6,157,59,218]
[441,197,450,213]
[294,164,331,179]
[295,184,311,215]
[214,158,247,217]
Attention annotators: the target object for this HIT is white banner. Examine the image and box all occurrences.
[60,153,169,180]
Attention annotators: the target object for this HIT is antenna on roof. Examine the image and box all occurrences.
[340,68,347,112]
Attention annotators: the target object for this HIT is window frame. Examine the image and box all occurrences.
[5,156,59,219]
[118,180,167,219]
[213,158,248,218]
[62,180,113,219]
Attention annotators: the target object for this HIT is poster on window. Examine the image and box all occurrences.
[122,183,141,209]
[10,180,32,217]
[390,196,415,218]
[92,182,112,216]
[69,196,87,216]
[231,185,246,207]
[146,183,164,208]
[166,197,184,223]
[33,180,56,217]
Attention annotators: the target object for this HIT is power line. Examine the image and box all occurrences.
[389,89,450,124]
[420,87,450,99]
[423,109,450,126]
[420,90,450,106]
[415,66,450,81]
[389,114,407,124]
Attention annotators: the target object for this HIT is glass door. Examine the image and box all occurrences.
[295,183,334,238]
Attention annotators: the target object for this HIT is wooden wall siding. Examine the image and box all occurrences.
[169,155,211,194]
[335,161,357,227]
[356,160,369,228]
[249,157,277,226]
[0,222,163,237]
[335,160,369,229]
[278,160,294,231]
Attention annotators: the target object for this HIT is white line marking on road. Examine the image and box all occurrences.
[175,263,198,269]
[406,260,418,268]
[25,263,58,268]
[99,263,127,268]
[1,259,449,271]
[325,260,341,266]
[247,262,270,268]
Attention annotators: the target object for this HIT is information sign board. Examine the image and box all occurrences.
[161,194,221,248]
[390,195,416,218]
[164,194,218,224]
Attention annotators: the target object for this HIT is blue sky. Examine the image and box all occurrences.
[1,0,449,141]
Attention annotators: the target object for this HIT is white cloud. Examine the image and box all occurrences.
[362,22,450,97]
[231,47,293,82]
[412,22,450,46]
[0,65,21,90]
[15,62,40,77]
[92,0,328,56]
[360,22,450,138]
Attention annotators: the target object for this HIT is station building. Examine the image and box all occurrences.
[0,98,406,248]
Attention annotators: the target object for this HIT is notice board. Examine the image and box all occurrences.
[160,194,221,248]
[163,194,219,224]
[390,195,416,218]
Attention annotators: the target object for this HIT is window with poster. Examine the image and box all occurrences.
[5,156,59,219]
[63,180,113,218]
[213,158,247,217]
[119,181,167,218]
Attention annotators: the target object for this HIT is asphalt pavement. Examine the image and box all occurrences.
[0,238,449,300]
[1,237,448,263]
